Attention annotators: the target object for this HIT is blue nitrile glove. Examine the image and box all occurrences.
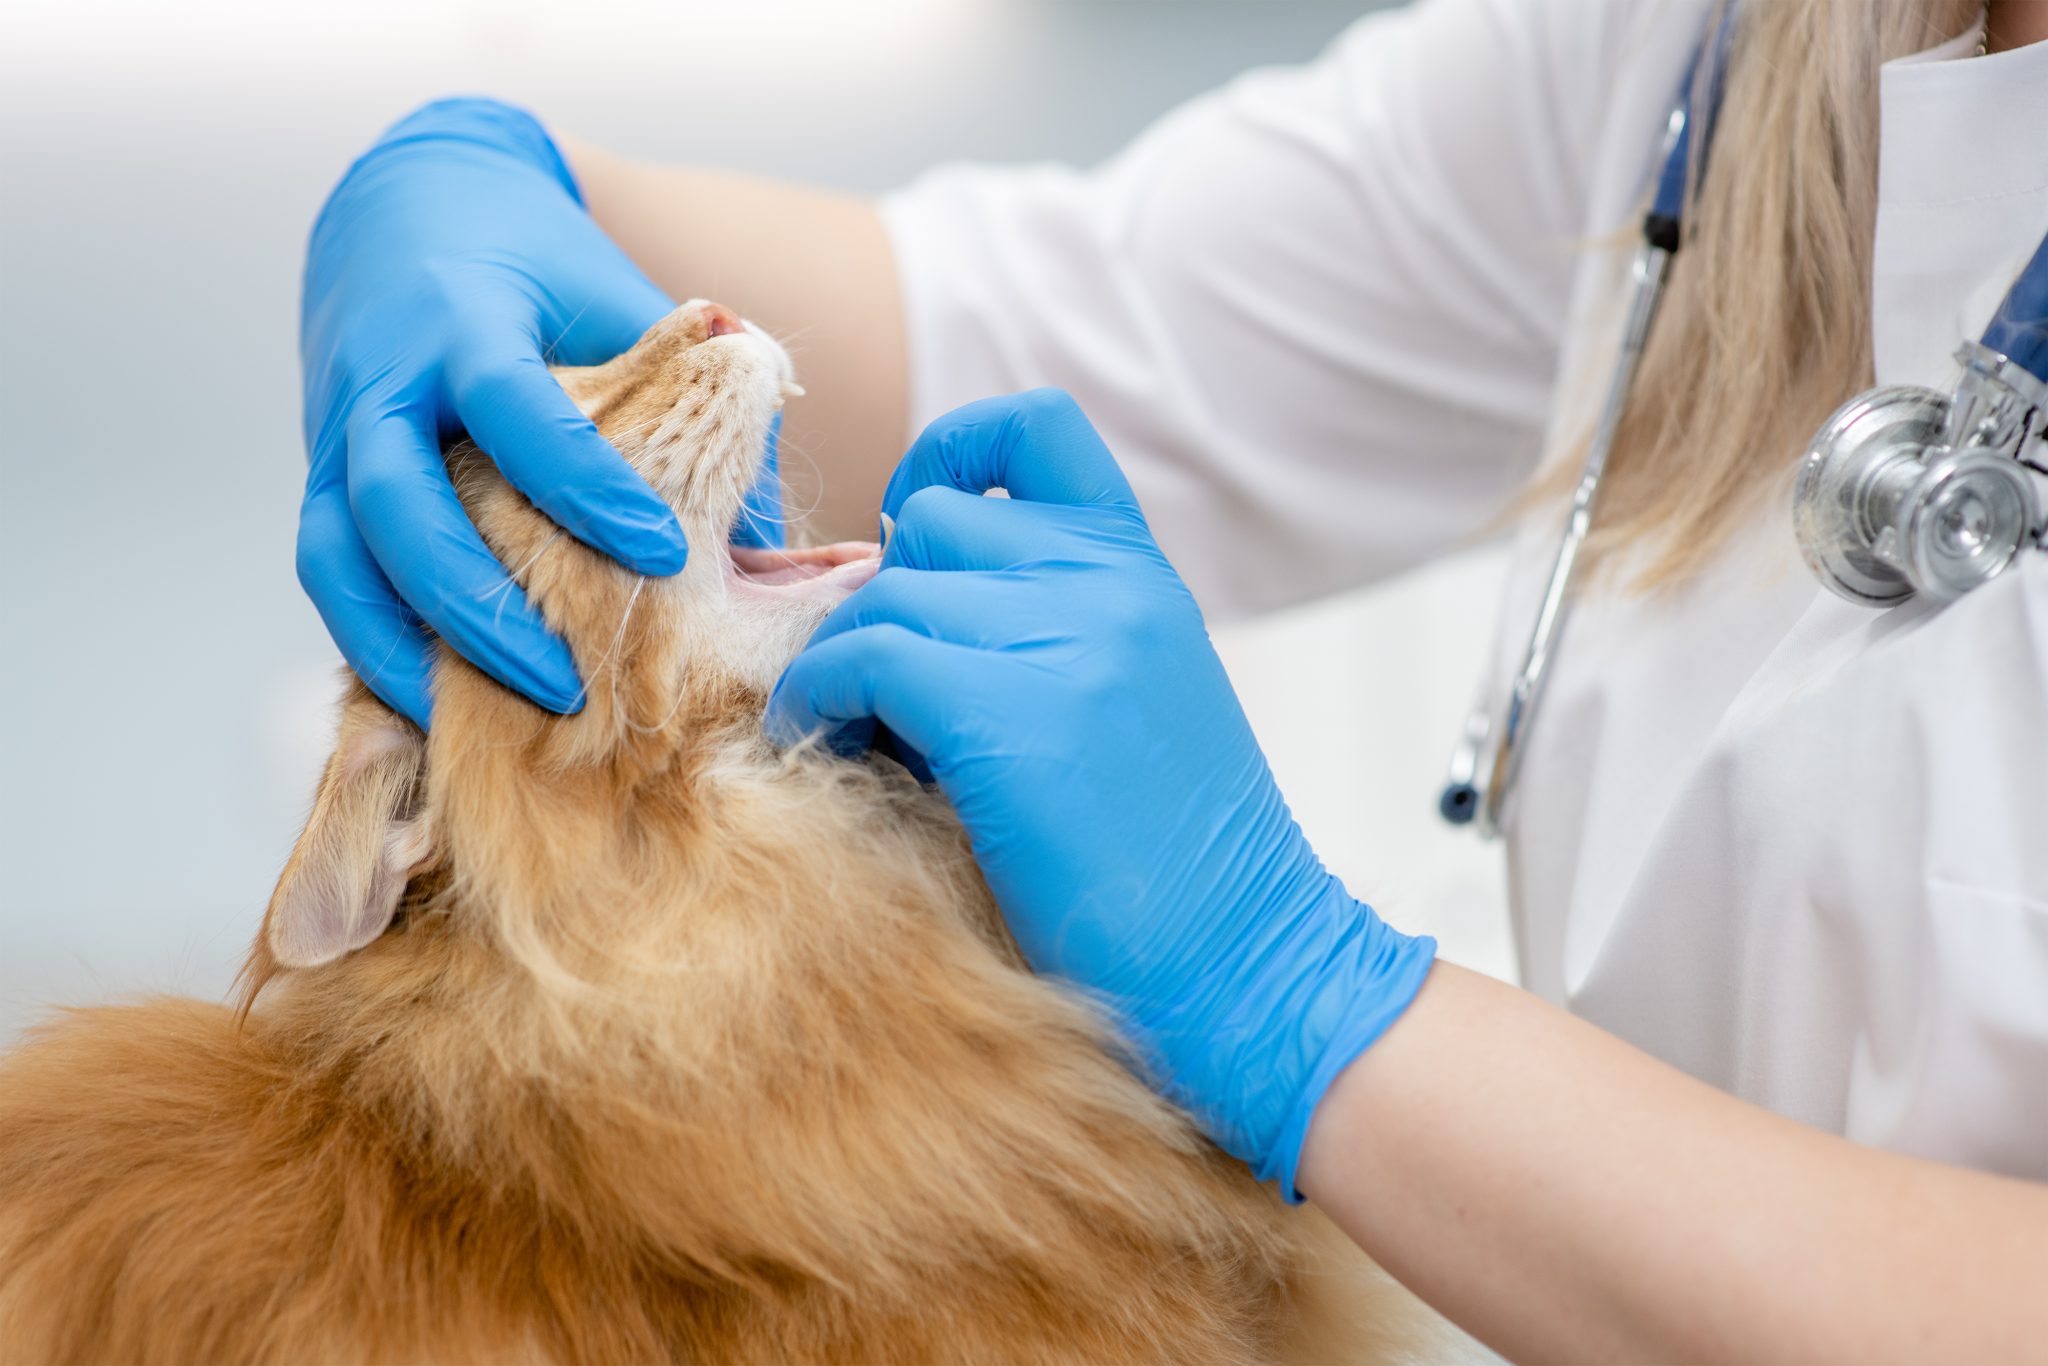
[767,389,1436,1199]
[732,413,788,552]
[299,97,782,726]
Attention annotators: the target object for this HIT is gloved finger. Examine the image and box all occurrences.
[873,726,937,786]
[881,485,1075,574]
[448,345,689,576]
[544,266,673,367]
[730,411,787,549]
[882,387,1141,524]
[766,622,992,764]
[345,409,587,714]
[805,566,1029,653]
[297,483,437,727]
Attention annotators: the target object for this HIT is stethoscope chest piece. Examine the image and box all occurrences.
[1436,14,2048,837]
[1792,384,1950,606]
[1793,352,2044,608]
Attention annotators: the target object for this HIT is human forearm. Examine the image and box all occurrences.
[1300,962,2048,1362]
[559,136,909,540]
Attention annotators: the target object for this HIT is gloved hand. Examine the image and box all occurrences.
[768,389,1436,1198]
[299,97,784,727]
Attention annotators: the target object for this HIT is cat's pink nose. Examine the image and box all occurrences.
[702,302,744,338]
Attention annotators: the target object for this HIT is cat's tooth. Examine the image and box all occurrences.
[879,511,896,554]
[780,381,807,399]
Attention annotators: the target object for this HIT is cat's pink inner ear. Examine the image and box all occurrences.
[265,711,427,969]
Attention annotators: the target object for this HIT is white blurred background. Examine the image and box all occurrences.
[0,0,1509,1043]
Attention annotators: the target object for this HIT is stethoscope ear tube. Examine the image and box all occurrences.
[1439,705,1490,828]
[1438,21,1715,838]
[1436,240,1673,837]
[1437,9,2048,835]
[1981,235,2048,382]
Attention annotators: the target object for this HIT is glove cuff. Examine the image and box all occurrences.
[1137,866,1436,1203]
[1262,905,1435,1203]
[366,96,585,206]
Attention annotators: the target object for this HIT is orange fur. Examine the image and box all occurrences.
[0,303,1466,1363]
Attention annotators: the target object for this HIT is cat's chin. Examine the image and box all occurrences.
[696,541,884,699]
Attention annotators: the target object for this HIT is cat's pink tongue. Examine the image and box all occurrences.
[728,542,881,602]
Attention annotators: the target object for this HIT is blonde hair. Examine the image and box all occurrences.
[1573,0,1982,588]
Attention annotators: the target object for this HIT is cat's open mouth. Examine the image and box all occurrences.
[727,541,881,604]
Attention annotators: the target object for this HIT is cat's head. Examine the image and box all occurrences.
[249,301,891,986]
[532,297,879,695]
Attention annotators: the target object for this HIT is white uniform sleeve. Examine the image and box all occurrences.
[882,0,1646,617]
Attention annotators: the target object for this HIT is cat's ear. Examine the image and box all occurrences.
[262,682,432,970]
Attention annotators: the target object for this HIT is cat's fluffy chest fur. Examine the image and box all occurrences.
[0,302,1459,1363]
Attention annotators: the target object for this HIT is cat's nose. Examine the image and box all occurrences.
[702,302,744,339]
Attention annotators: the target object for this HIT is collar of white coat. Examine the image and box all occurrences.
[1874,20,2048,385]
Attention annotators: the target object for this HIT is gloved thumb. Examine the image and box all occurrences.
[766,623,983,770]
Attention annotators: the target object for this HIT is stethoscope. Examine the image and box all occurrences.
[1439,21,2048,839]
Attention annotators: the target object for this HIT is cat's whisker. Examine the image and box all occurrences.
[358,630,412,713]
[510,530,566,581]
[475,530,570,633]
[596,411,678,447]
[734,502,801,544]
[769,331,817,361]
[542,299,598,364]
[759,432,829,524]
[565,574,645,719]
[617,649,696,736]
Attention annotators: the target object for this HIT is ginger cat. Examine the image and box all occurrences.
[0,302,1468,1363]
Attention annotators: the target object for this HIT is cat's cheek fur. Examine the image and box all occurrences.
[0,300,1475,1365]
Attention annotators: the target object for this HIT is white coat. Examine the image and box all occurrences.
[879,0,2048,1178]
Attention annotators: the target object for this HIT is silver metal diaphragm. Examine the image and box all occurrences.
[1792,385,1950,606]
[1793,382,2041,606]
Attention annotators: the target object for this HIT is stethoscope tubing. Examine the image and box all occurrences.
[1438,11,2048,838]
